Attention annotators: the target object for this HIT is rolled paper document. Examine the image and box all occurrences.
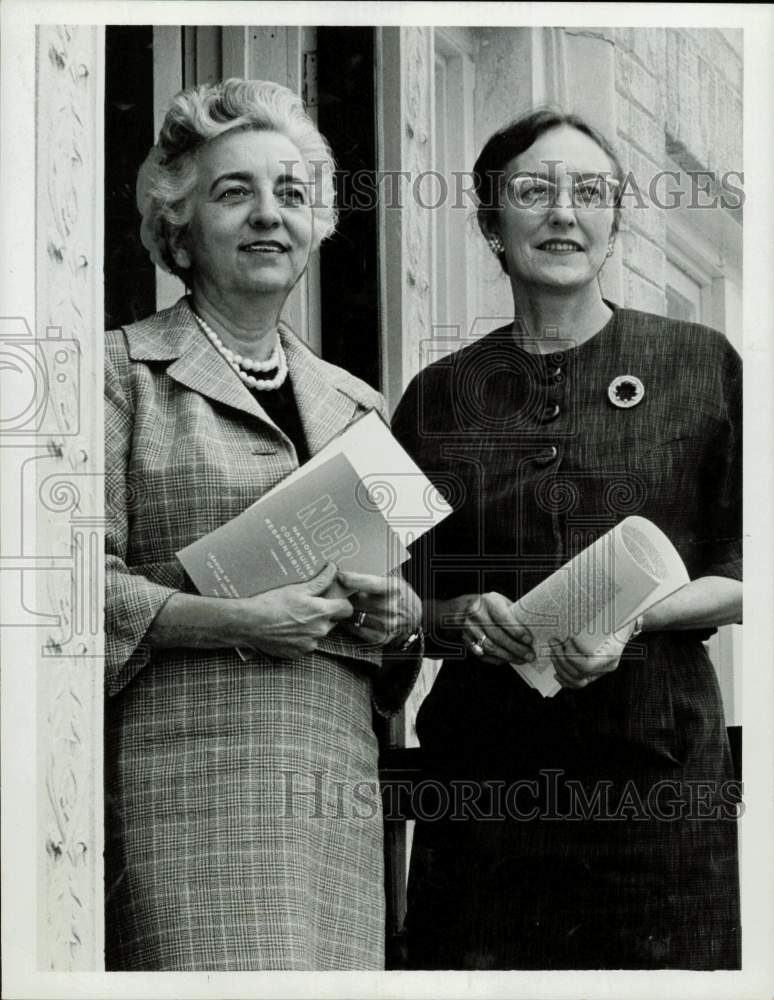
[510,516,690,697]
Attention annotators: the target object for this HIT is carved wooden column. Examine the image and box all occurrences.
[374,27,435,961]
[35,24,105,971]
[375,26,435,411]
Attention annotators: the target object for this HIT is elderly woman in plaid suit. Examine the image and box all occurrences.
[104,79,422,971]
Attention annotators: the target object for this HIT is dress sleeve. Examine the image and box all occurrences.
[104,333,178,696]
[696,340,742,581]
[390,374,464,660]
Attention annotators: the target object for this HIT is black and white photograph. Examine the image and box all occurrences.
[1,2,772,998]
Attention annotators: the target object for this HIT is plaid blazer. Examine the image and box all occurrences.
[104,298,417,969]
[105,296,417,713]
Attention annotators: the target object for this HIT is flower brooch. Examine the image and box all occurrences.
[607,374,645,409]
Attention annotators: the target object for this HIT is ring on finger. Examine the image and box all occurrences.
[469,633,488,657]
[353,610,368,629]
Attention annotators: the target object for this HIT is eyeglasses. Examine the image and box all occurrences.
[506,175,620,211]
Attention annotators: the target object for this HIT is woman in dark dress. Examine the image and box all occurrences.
[391,110,741,970]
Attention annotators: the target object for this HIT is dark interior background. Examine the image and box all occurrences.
[104,25,156,330]
[316,26,379,390]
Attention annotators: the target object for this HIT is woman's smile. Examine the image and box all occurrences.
[239,238,290,254]
[536,238,584,252]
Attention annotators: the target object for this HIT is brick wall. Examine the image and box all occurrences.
[612,27,742,313]
[665,29,743,175]
[614,28,666,314]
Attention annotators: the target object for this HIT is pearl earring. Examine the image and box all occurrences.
[488,235,504,255]
[173,246,192,269]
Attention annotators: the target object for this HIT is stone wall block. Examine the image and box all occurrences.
[623,266,666,315]
[614,26,666,81]
[675,30,707,165]
[716,82,743,177]
[622,225,666,289]
[615,48,663,119]
[616,94,665,165]
[615,142,667,247]
[665,29,680,138]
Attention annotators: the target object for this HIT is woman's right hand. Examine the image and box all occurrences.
[455,592,535,665]
[236,562,353,659]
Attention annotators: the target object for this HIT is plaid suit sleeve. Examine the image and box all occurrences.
[105,332,178,696]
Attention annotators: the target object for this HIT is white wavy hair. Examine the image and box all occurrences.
[136,78,337,279]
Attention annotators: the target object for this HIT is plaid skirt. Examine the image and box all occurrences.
[105,648,385,970]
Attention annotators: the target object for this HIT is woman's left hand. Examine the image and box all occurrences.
[550,623,635,690]
[335,569,423,648]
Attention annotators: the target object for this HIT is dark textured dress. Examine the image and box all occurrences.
[391,305,741,970]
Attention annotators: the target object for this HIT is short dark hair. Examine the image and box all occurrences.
[474,108,624,268]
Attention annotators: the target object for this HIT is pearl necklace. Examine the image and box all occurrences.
[193,311,289,391]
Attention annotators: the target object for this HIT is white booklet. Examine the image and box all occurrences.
[259,409,453,548]
[177,409,454,602]
[176,410,454,661]
[510,516,690,697]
